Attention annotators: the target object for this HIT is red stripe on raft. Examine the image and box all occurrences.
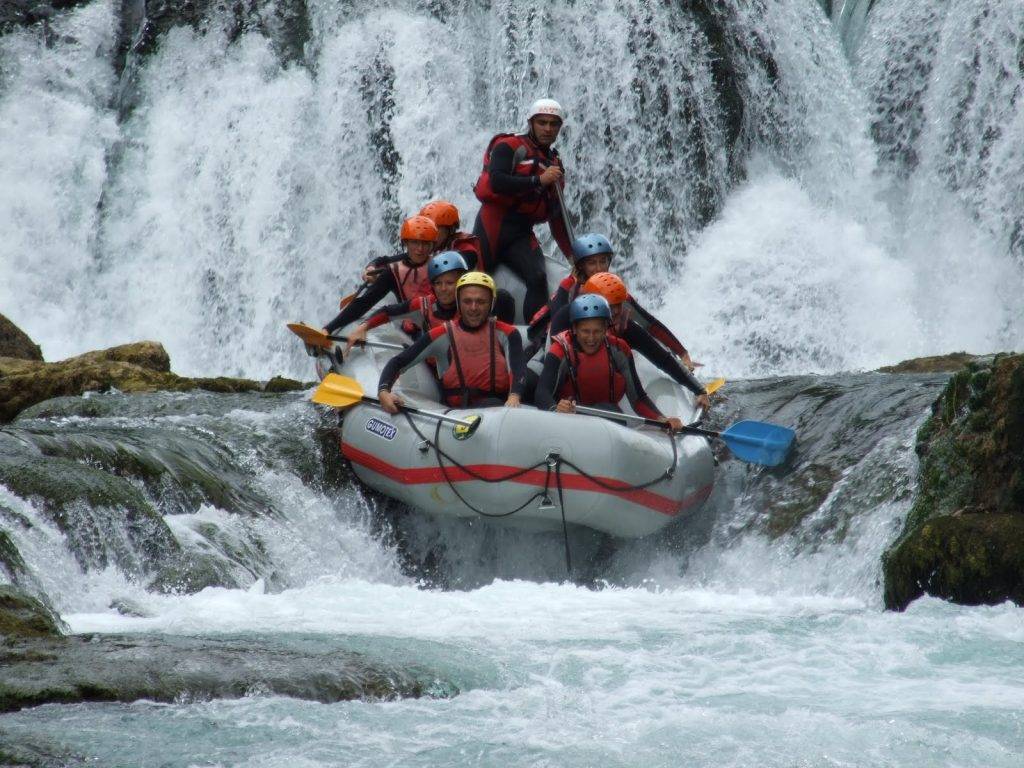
[340,442,713,517]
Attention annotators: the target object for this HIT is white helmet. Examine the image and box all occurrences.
[527,98,565,123]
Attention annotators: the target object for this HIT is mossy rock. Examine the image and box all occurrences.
[147,552,245,595]
[884,514,1024,611]
[0,341,278,422]
[0,529,27,583]
[0,585,66,638]
[884,353,1024,610]
[0,313,42,361]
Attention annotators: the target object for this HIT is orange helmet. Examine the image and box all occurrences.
[400,215,439,243]
[582,272,628,305]
[419,200,460,228]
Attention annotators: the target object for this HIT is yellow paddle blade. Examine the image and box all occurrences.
[287,322,332,349]
[705,377,726,396]
[311,374,366,409]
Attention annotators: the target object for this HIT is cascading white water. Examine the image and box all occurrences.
[3,0,1019,379]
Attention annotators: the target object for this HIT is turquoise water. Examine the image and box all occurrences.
[4,586,1023,766]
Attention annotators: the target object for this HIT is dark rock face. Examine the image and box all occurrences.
[884,353,1024,610]
[0,633,456,712]
[0,585,67,639]
[0,314,43,362]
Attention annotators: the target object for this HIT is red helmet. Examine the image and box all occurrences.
[419,200,460,228]
[400,215,440,243]
[582,272,628,306]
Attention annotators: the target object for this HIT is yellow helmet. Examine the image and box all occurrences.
[455,271,496,296]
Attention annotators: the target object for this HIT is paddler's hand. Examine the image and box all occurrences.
[378,389,403,414]
[361,264,380,284]
[505,393,521,408]
[681,352,702,371]
[538,165,563,187]
[695,393,710,412]
[555,398,576,414]
[663,417,684,434]
[346,323,369,354]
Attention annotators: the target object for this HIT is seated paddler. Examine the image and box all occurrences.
[377,271,527,414]
[535,294,684,432]
[344,251,468,353]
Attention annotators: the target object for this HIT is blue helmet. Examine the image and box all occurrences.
[427,250,469,282]
[569,294,612,324]
[570,233,613,264]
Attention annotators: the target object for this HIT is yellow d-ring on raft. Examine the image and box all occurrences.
[453,414,482,440]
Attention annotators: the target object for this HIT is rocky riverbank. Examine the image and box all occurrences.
[0,313,308,423]
[883,353,1024,610]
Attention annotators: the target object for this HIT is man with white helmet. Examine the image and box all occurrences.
[472,98,574,322]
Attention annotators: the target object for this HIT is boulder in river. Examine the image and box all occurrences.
[0,313,43,362]
[883,353,1024,610]
[0,633,456,713]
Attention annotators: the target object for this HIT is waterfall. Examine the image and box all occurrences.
[4,0,1018,380]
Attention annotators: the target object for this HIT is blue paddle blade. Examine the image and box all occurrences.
[720,420,795,467]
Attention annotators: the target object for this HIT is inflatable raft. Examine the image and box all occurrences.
[312,320,715,539]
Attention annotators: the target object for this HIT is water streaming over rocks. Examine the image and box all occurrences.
[2,0,1024,764]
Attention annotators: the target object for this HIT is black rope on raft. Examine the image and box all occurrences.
[399,409,683,573]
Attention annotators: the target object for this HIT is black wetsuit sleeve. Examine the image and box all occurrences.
[629,299,688,357]
[488,141,542,197]
[617,351,663,421]
[623,322,705,395]
[323,272,396,334]
[504,328,526,397]
[535,352,567,411]
[527,283,571,341]
[549,305,571,337]
[377,331,440,393]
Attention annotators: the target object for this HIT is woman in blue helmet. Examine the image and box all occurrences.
[343,251,468,353]
[535,294,684,432]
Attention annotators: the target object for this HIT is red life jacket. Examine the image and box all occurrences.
[420,298,454,331]
[449,232,482,266]
[391,260,433,303]
[474,133,563,222]
[440,319,511,407]
[552,330,627,405]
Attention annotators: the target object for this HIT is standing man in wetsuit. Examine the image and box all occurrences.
[473,98,574,322]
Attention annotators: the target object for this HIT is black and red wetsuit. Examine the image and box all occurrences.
[472,133,574,321]
[526,273,581,343]
[323,255,432,335]
[545,304,706,396]
[535,330,663,418]
[362,295,457,334]
[378,318,526,408]
[446,231,483,271]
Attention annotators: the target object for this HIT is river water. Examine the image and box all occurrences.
[2,0,1023,764]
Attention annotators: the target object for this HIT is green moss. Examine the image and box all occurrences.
[884,354,1024,610]
[0,586,66,638]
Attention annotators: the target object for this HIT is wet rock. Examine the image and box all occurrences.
[0,314,42,362]
[884,353,1024,610]
[0,529,28,584]
[0,634,456,712]
[147,552,245,594]
[0,0,92,35]
[877,352,979,374]
[0,585,67,639]
[263,375,310,393]
[0,341,308,422]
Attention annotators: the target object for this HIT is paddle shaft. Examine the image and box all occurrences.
[573,404,717,438]
[330,335,405,351]
[362,394,476,429]
[553,182,576,243]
